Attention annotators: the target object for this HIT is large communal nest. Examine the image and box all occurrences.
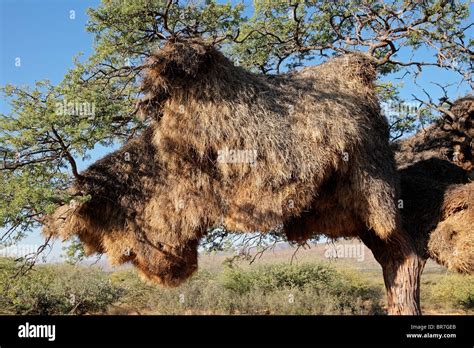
[393,96,473,274]
[44,128,200,285]
[44,39,403,285]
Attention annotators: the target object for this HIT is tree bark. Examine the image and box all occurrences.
[360,231,426,315]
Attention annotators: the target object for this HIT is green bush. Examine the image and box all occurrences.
[15,258,474,315]
[423,273,474,312]
[222,263,337,293]
[13,257,474,315]
[0,258,122,315]
[111,268,222,314]
[220,263,383,314]
[109,261,383,315]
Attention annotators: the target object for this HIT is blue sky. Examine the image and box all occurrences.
[0,0,103,261]
[0,0,472,262]
[1,0,99,88]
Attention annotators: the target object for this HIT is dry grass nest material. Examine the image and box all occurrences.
[44,39,411,285]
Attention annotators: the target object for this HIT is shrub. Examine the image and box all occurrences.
[0,258,122,315]
[424,273,474,312]
[111,268,221,314]
[0,258,398,315]
[108,262,383,315]
[220,263,383,314]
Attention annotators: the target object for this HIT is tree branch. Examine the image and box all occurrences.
[51,126,83,181]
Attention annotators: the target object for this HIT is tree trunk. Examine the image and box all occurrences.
[360,231,426,315]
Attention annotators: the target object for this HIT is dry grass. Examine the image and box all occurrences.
[103,248,474,315]
[1,244,471,315]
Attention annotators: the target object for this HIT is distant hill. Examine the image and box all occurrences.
[199,239,445,274]
[77,238,446,275]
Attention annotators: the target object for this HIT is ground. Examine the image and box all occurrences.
[1,240,471,315]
